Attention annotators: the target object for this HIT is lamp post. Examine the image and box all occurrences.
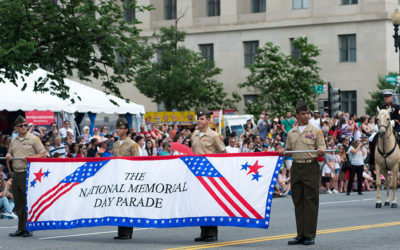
[391,9,400,74]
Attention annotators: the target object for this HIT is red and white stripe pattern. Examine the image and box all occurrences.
[28,160,109,222]
[28,182,80,222]
[182,156,263,219]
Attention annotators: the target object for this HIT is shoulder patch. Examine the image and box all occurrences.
[35,137,40,142]
[318,130,323,137]
[134,144,139,150]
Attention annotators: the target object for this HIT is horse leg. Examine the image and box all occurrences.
[376,163,382,208]
[383,169,391,206]
[391,165,399,208]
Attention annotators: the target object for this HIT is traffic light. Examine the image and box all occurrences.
[317,99,329,114]
[328,82,341,117]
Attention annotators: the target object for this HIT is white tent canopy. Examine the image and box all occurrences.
[0,68,145,115]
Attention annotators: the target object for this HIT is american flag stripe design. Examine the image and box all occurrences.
[219,177,263,219]
[32,183,79,222]
[208,177,250,218]
[28,160,109,222]
[29,183,64,217]
[196,177,236,217]
[181,156,263,220]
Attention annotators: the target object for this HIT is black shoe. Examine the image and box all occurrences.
[194,236,218,242]
[358,192,363,195]
[22,231,33,237]
[302,237,315,245]
[9,230,24,237]
[113,235,132,240]
[288,235,304,245]
[194,236,205,242]
[204,236,218,242]
[346,192,350,196]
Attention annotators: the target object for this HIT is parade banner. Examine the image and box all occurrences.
[144,111,196,125]
[25,110,54,125]
[26,152,283,231]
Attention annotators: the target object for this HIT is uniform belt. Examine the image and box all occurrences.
[13,170,27,173]
[294,159,314,164]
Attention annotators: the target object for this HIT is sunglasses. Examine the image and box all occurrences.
[384,95,392,98]
[17,124,28,128]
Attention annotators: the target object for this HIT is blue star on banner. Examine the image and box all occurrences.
[241,162,251,171]
[44,170,51,178]
[252,172,262,181]
[30,179,36,188]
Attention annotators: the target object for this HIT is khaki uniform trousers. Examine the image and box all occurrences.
[290,160,320,238]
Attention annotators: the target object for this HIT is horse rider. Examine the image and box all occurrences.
[369,89,400,166]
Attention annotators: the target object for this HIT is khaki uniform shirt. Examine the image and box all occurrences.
[286,123,326,161]
[8,133,46,172]
[191,127,225,154]
[112,137,140,157]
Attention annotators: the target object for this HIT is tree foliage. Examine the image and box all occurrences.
[365,73,398,116]
[239,37,323,118]
[135,26,241,111]
[0,0,152,102]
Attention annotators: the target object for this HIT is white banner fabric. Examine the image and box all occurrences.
[26,152,283,231]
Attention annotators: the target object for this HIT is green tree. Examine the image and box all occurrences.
[0,0,152,102]
[135,26,240,111]
[365,73,398,115]
[239,37,323,118]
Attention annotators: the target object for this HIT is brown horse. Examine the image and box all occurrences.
[375,107,400,208]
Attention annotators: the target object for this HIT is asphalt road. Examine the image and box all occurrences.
[2,191,400,249]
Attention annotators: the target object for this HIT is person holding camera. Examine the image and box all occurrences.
[347,139,367,195]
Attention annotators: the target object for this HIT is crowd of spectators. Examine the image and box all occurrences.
[0,109,384,217]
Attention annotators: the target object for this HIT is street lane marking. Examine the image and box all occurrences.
[0,226,17,229]
[320,198,375,205]
[38,228,151,240]
[165,221,400,250]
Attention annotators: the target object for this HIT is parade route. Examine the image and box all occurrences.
[2,191,400,249]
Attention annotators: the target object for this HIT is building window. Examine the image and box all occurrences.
[207,0,220,17]
[341,91,357,114]
[342,0,358,5]
[290,38,301,59]
[293,0,309,9]
[339,34,356,62]
[164,0,177,20]
[199,44,214,62]
[244,41,259,67]
[251,0,266,13]
[244,95,259,107]
[124,0,135,22]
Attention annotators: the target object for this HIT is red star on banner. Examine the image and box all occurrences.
[247,160,264,175]
[34,168,45,182]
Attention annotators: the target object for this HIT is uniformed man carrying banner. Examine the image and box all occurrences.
[191,108,226,242]
[280,101,326,246]
[112,117,140,240]
[6,116,47,237]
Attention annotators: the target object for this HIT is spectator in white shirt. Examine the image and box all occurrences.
[309,111,323,130]
[59,120,74,139]
[226,137,240,153]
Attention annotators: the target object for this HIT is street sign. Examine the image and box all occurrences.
[385,75,398,84]
[313,85,325,94]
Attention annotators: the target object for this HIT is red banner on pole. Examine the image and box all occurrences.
[25,111,54,125]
